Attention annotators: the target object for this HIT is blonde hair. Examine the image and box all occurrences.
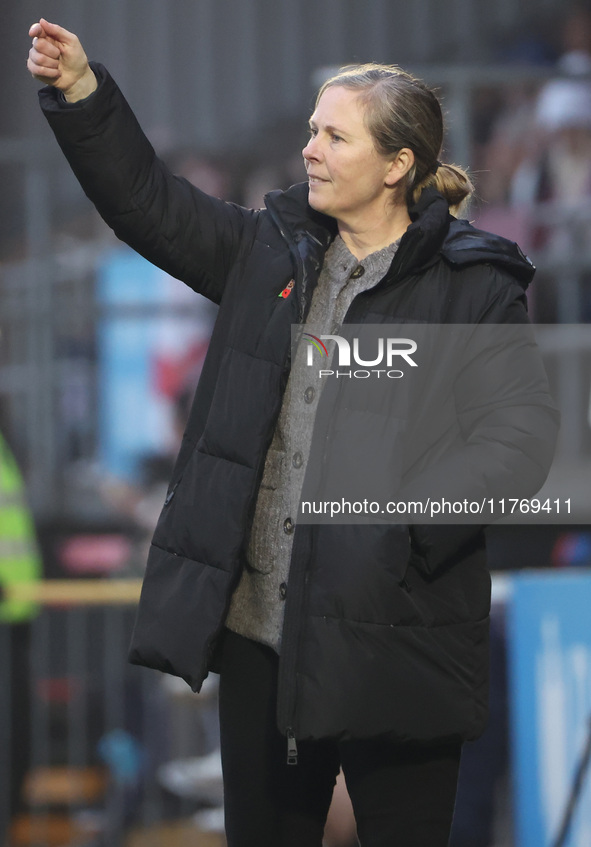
[316,64,474,216]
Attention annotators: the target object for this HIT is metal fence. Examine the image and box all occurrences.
[1,580,224,847]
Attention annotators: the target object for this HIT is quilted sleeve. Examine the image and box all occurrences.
[38,62,256,303]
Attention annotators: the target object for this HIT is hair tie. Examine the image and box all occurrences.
[431,160,442,175]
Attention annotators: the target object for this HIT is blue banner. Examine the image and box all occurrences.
[508,571,591,847]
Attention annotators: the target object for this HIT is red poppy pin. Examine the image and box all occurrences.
[278,279,295,299]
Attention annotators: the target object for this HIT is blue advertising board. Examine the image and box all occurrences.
[97,249,167,480]
[508,571,591,847]
[97,248,213,481]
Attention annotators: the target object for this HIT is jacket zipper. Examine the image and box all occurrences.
[276,524,314,752]
[164,480,180,506]
[286,728,298,765]
[265,195,317,754]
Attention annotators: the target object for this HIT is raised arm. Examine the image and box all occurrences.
[27,20,255,302]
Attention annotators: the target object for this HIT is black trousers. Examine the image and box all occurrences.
[218,629,462,847]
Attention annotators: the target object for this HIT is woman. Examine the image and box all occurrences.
[28,19,558,846]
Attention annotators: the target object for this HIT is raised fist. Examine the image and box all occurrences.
[27,18,97,102]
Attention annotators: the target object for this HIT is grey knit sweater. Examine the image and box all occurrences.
[225,234,400,651]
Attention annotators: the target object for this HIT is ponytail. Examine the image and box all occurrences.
[411,162,474,217]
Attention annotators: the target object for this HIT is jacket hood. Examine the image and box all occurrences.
[390,187,536,289]
[265,183,535,289]
[441,217,536,289]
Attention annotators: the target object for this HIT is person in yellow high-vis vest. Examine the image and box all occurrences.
[0,429,42,843]
[0,431,42,623]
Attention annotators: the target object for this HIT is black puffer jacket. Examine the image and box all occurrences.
[39,64,559,746]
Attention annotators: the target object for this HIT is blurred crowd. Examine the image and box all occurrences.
[473,2,591,323]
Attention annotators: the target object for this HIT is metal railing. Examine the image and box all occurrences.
[1,580,223,847]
